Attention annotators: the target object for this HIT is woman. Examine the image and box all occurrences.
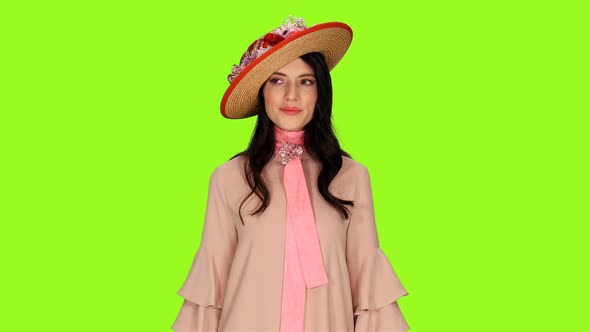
[172,16,410,331]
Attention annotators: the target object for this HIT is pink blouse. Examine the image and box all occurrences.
[172,152,410,331]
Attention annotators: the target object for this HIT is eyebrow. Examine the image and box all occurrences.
[271,72,315,78]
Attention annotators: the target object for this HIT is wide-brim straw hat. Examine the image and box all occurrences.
[220,17,353,119]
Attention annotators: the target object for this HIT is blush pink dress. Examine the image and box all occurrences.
[171,153,410,331]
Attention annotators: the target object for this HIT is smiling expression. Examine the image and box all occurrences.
[262,58,317,132]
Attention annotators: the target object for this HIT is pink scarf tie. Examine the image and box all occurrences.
[275,126,329,332]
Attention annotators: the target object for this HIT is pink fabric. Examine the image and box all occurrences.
[275,126,329,332]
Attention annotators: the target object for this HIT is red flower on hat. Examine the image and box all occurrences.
[261,33,285,48]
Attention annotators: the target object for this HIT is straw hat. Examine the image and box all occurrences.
[220,16,353,119]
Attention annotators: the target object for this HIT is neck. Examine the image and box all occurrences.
[274,126,304,146]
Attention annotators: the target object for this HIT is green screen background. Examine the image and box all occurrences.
[2,0,588,331]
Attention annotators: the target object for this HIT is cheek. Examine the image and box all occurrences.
[262,89,274,112]
[264,89,281,108]
[307,93,318,110]
[306,94,317,122]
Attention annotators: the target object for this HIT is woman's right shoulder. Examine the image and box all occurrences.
[209,154,247,183]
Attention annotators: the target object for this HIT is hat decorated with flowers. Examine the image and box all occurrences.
[220,16,353,119]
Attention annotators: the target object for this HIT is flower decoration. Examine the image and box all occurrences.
[227,16,307,84]
[279,142,304,165]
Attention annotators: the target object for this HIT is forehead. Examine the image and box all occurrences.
[272,57,314,76]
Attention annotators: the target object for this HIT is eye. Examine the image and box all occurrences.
[301,78,316,86]
[268,77,283,85]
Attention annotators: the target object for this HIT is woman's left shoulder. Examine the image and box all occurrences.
[341,156,369,175]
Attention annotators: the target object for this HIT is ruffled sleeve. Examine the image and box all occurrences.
[172,168,238,332]
[347,167,410,331]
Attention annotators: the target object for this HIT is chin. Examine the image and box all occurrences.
[277,124,304,132]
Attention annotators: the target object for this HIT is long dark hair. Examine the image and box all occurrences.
[232,52,353,225]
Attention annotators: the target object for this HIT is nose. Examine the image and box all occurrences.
[284,82,298,101]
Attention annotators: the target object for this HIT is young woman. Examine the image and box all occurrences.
[172,16,410,331]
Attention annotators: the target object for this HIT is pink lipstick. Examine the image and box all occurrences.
[279,106,302,115]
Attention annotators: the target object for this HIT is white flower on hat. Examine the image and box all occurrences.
[273,15,307,37]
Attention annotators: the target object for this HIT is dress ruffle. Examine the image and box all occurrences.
[177,245,231,308]
[350,248,410,330]
[354,301,410,331]
[172,299,220,332]
[351,248,408,315]
[172,245,232,331]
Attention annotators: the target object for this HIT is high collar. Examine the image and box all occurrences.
[273,126,313,162]
[274,126,305,146]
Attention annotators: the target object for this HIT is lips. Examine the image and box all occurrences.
[279,106,302,115]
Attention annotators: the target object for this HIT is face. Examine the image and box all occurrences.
[262,57,317,132]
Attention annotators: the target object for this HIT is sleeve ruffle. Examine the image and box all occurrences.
[351,247,410,331]
[177,245,231,308]
[172,245,233,331]
[354,301,410,331]
[171,299,220,332]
